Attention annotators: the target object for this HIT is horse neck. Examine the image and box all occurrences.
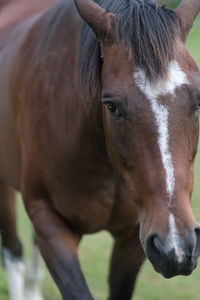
[16,0,110,169]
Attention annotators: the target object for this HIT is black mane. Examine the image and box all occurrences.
[79,0,179,101]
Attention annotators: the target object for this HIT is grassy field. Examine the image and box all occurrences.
[0,13,200,300]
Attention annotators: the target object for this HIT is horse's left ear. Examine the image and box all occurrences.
[175,0,200,41]
[74,0,115,41]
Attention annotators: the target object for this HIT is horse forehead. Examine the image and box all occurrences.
[134,60,189,99]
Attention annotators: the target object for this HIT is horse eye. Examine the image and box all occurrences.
[196,103,200,114]
[104,102,119,115]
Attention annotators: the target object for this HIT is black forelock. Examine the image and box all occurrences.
[79,0,179,101]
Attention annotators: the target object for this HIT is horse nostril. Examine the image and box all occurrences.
[153,235,165,253]
[193,226,200,259]
[146,234,164,265]
[146,234,164,253]
[194,226,200,240]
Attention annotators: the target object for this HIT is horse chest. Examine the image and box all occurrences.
[48,173,138,234]
[52,181,117,233]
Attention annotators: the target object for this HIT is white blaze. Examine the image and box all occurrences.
[134,60,188,199]
[134,60,188,261]
[168,213,184,262]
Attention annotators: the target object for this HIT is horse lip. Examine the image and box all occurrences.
[161,268,193,278]
[152,260,197,279]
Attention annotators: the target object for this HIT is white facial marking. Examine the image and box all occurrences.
[25,244,44,300]
[168,213,184,263]
[134,60,188,199]
[3,248,25,300]
[134,60,189,261]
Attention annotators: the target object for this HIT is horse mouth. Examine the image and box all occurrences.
[152,258,198,278]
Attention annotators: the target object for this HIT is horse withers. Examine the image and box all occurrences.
[0,0,200,299]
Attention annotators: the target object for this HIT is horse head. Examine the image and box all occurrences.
[75,0,200,278]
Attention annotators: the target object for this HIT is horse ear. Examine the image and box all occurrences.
[74,0,115,40]
[175,0,200,41]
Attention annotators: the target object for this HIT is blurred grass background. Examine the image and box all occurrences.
[0,2,200,300]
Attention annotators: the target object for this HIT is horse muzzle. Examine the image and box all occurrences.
[144,225,200,278]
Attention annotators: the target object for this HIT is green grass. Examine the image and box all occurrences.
[186,17,200,64]
[0,15,200,300]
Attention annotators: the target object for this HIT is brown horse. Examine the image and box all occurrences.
[0,0,200,299]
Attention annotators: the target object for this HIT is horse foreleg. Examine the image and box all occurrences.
[24,237,44,300]
[25,198,93,300]
[0,182,24,300]
[108,226,145,300]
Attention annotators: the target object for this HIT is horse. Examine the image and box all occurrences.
[0,0,200,299]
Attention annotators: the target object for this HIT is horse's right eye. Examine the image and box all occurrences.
[103,102,123,118]
[197,103,200,112]
[106,102,118,114]
[195,98,200,114]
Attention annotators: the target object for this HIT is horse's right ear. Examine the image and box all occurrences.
[74,0,115,40]
[175,0,200,42]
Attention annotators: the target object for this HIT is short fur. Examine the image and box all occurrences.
[0,0,200,299]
